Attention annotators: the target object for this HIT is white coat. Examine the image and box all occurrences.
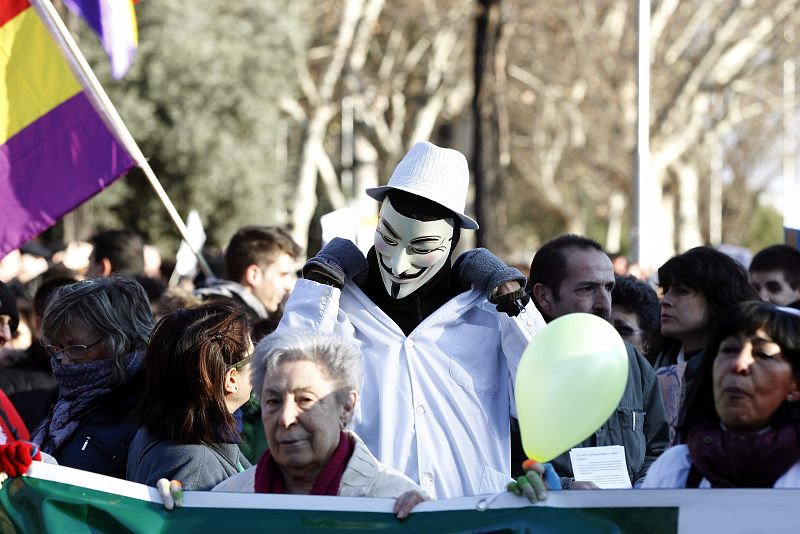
[642,444,800,488]
[278,279,545,498]
[212,432,425,498]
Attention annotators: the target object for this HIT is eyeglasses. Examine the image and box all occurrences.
[614,325,644,337]
[229,352,253,370]
[43,338,104,361]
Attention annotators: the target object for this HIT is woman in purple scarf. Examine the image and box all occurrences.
[30,275,154,479]
[644,301,800,488]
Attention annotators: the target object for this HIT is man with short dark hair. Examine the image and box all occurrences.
[529,235,613,321]
[196,226,301,322]
[87,229,145,277]
[749,244,800,306]
[528,235,668,488]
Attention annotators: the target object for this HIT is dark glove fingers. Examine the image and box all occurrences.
[493,289,530,317]
[302,260,345,288]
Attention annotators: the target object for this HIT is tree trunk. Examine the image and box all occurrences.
[472,0,507,254]
[675,161,703,252]
[352,134,379,251]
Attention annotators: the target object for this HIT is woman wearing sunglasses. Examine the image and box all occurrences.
[31,275,154,478]
[126,302,253,490]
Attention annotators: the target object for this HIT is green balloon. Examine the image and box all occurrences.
[515,313,628,462]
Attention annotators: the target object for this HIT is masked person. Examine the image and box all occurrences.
[278,141,546,498]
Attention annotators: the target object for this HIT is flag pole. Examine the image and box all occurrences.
[31,0,214,278]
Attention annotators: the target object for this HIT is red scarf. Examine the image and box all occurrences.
[254,432,355,495]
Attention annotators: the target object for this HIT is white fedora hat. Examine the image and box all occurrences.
[365,141,479,230]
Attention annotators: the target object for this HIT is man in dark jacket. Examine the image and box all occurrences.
[528,234,669,488]
[0,277,75,430]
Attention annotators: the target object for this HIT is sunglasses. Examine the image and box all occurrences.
[43,338,103,361]
[229,352,253,370]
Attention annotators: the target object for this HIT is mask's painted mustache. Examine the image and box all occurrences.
[379,255,428,280]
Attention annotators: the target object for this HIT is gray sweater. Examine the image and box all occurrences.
[126,428,251,490]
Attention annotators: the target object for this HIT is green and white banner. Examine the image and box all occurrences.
[1,463,797,533]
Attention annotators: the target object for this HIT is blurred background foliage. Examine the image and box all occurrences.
[56,0,306,252]
[47,0,798,266]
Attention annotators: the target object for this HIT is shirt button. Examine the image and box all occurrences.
[415,405,425,416]
[422,475,433,486]
[405,339,414,349]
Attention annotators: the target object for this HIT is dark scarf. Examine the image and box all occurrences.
[31,351,144,454]
[254,431,355,495]
[361,247,464,336]
[686,419,800,487]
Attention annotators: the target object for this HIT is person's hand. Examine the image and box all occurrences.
[453,248,529,316]
[0,441,41,478]
[302,238,368,288]
[570,480,600,490]
[156,479,184,510]
[507,460,560,503]
[393,490,427,519]
[490,282,530,317]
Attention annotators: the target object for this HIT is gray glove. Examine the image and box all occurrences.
[453,248,529,316]
[302,238,368,288]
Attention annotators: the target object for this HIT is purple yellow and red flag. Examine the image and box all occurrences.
[63,0,138,79]
[0,0,135,259]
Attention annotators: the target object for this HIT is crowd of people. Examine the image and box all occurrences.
[2,142,800,519]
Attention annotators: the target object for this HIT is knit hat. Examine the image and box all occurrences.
[366,141,479,230]
[0,281,18,335]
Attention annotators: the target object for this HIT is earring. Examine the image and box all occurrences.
[233,386,238,392]
[788,393,797,402]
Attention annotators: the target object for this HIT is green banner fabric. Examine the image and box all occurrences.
[8,462,800,533]
[0,475,676,534]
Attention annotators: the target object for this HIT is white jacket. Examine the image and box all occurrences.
[642,444,800,488]
[212,432,425,498]
[278,279,545,498]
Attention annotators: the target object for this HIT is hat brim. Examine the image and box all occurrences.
[365,185,479,230]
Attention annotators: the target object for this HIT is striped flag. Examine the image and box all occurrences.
[63,0,138,79]
[0,0,135,259]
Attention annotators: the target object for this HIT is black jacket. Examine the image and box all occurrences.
[0,345,58,431]
[33,370,144,479]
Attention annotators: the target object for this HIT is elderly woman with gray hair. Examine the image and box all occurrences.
[30,275,154,479]
[211,329,429,518]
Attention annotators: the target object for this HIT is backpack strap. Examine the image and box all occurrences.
[0,406,20,441]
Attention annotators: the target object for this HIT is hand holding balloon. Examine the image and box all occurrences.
[507,460,561,502]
